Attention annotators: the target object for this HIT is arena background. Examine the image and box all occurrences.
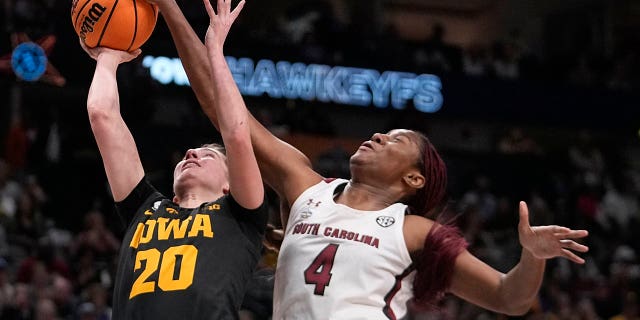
[0,0,639,319]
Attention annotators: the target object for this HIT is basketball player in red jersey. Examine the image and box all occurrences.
[152,0,589,318]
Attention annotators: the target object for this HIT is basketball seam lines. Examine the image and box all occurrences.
[73,0,93,29]
[127,0,139,52]
[97,0,119,47]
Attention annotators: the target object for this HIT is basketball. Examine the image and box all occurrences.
[71,0,158,52]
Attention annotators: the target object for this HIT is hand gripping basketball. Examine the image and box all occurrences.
[71,0,158,51]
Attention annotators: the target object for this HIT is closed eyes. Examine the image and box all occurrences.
[182,152,218,160]
[392,135,408,143]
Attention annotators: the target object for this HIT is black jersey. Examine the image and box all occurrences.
[111,177,268,320]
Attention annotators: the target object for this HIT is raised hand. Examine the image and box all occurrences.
[202,0,245,54]
[517,201,589,264]
[79,39,141,64]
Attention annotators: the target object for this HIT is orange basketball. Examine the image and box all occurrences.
[71,0,158,52]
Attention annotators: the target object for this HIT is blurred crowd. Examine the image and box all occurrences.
[1,118,639,319]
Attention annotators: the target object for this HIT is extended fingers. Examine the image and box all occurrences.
[217,0,230,16]
[78,38,91,54]
[518,201,530,230]
[207,0,242,20]
[203,0,215,18]
[130,49,142,58]
[559,239,589,253]
[78,39,100,59]
[554,229,589,239]
[230,0,245,20]
[561,248,585,264]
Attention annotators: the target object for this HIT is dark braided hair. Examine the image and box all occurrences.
[401,132,468,310]
[405,131,448,218]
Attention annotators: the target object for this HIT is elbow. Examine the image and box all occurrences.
[500,298,535,316]
[505,307,530,317]
[507,306,533,317]
[87,104,116,126]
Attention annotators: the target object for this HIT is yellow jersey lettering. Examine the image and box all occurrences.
[129,223,145,249]
[157,216,192,240]
[139,220,157,245]
[206,204,221,211]
[188,214,214,238]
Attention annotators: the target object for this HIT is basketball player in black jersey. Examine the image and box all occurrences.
[79,2,267,317]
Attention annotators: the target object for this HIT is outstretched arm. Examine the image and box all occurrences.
[448,201,589,315]
[202,0,262,209]
[152,0,322,226]
[82,41,145,201]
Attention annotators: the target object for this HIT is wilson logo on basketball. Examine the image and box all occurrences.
[79,3,107,41]
[71,0,157,51]
[376,216,395,227]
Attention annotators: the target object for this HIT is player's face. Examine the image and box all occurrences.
[173,147,229,192]
[350,129,422,181]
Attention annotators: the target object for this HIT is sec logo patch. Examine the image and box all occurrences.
[376,216,395,227]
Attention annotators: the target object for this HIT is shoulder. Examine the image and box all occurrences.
[403,215,468,255]
[295,178,347,201]
[116,177,163,213]
[319,177,348,188]
[403,215,435,253]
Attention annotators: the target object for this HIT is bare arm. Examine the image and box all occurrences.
[449,201,588,315]
[153,0,322,221]
[448,250,543,315]
[406,202,589,315]
[83,42,145,201]
[201,0,262,208]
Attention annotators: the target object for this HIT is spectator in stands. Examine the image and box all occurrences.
[70,210,119,262]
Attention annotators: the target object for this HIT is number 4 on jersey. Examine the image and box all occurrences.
[304,244,339,295]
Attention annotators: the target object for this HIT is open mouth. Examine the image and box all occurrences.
[182,161,199,169]
[360,141,374,150]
